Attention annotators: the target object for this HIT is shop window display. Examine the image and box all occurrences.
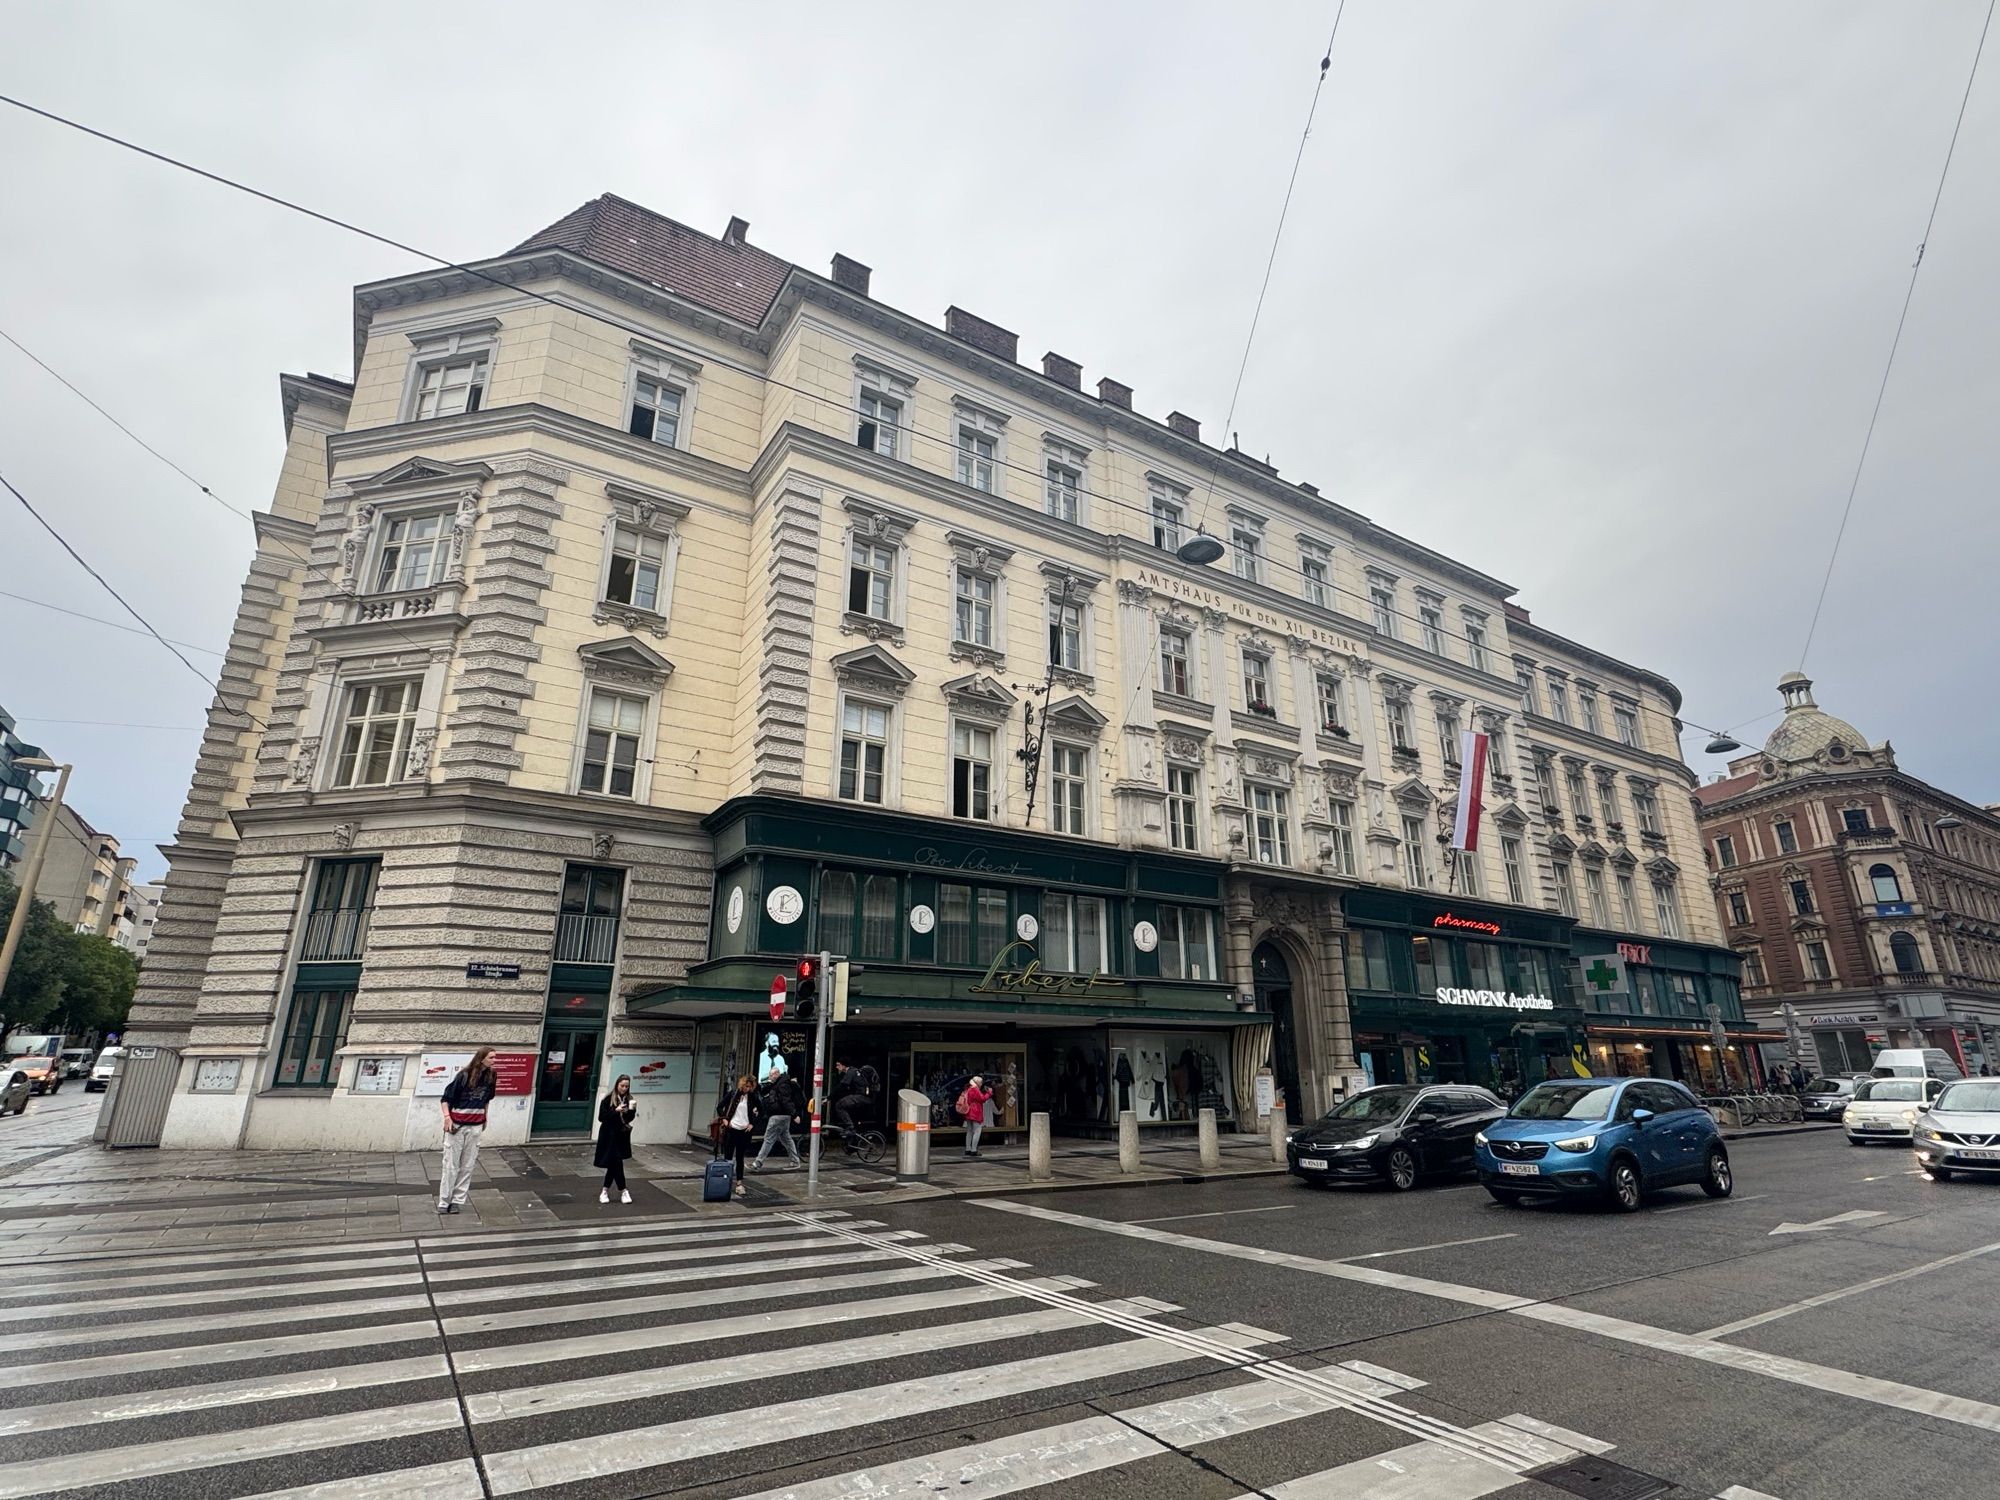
[907,1043,1024,1134]
[1029,1034,1110,1126]
[1109,1031,1236,1123]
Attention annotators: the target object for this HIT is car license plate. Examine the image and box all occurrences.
[1956,1147,2000,1161]
[1863,1122,1895,1131]
[1498,1162,1541,1176]
[1297,1157,1328,1171]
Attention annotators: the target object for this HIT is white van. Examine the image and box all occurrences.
[1869,1048,1964,1084]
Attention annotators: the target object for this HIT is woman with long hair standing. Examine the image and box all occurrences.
[437,1047,498,1215]
[597,1074,637,1204]
[718,1073,763,1199]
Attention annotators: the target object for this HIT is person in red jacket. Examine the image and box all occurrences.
[959,1074,995,1158]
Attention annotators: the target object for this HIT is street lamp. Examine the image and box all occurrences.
[1175,528,1226,567]
[1935,814,1966,831]
[0,757,73,1000]
[1703,734,1743,754]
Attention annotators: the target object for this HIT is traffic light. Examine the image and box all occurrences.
[795,956,820,1022]
[832,960,852,1023]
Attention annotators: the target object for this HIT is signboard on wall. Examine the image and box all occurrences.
[618,1053,694,1094]
[415,1052,537,1096]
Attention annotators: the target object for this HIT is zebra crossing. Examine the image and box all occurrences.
[0,1205,1713,1498]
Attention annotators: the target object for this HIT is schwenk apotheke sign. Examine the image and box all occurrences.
[1435,987,1555,1012]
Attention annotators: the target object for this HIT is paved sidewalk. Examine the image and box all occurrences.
[0,1117,1285,1259]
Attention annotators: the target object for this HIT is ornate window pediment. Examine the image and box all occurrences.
[1610,847,1639,870]
[830,644,915,699]
[1039,559,1104,599]
[843,494,919,545]
[1046,695,1109,739]
[1547,831,1578,855]
[356,456,493,495]
[1392,776,1434,808]
[946,528,1014,576]
[579,636,675,690]
[607,479,692,533]
[1491,800,1530,831]
[941,672,1015,723]
[1579,840,1608,862]
[1645,855,1681,880]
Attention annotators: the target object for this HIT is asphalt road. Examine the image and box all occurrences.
[0,1127,1992,1499]
[0,1074,100,1165]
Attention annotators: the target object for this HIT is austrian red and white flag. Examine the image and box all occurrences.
[1452,729,1488,852]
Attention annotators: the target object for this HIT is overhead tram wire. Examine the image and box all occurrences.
[1797,0,1993,668]
[1191,1,1347,540]
[0,588,227,657]
[0,89,1736,752]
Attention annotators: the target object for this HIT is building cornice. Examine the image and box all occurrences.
[1517,713,1698,787]
[1697,765,2000,834]
[231,780,710,843]
[1507,617,1683,713]
[324,402,754,502]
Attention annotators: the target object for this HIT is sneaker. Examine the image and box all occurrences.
[599,1189,610,1204]
[619,1190,632,1204]
[443,1204,460,1215]
[732,1183,747,1197]
[436,1203,449,1214]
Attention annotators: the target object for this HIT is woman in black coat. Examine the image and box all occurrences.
[595,1074,636,1204]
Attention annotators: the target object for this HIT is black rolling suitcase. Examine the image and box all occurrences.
[702,1155,734,1203]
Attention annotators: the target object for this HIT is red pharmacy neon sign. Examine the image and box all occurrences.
[1433,912,1502,937]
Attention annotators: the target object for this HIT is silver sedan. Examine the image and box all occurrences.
[1914,1079,2000,1181]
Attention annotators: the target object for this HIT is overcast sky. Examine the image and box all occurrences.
[2,2,1995,880]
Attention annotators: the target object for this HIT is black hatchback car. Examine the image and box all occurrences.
[1287,1083,1507,1191]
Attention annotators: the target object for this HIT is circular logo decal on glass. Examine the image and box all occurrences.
[909,904,936,935]
[1132,920,1160,954]
[726,886,745,934]
[765,885,804,925]
[1015,913,1039,942]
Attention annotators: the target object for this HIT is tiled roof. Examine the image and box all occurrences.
[511,195,794,326]
[1694,772,1760,807]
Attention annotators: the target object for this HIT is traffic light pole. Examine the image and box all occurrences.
[806,947,833,1198]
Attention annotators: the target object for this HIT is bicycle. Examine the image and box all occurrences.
[819,1120,887,1165]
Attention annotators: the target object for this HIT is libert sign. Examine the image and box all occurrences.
[1435,987,1555,1012]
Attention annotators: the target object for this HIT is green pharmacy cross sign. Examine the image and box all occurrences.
[1582,956,1627,995]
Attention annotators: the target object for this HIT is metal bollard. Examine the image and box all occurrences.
[1028,1112,1053,1180]
[895,1089,932,1182]
[1268,1102,1288,1164]
[1197,1107,1220,1170]
[1117,1110,1141,1173]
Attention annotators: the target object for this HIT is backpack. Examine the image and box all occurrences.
[955,1086,974,1119]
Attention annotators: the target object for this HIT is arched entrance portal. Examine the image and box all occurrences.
[1253,941,1302,1117]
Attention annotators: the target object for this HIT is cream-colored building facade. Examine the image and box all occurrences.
[106,196,1732,1152]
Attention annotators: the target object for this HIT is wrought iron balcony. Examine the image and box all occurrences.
[555,912,619,965]
[300,906,371,962]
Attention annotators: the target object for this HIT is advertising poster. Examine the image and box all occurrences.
[619,1053,694,1094]
[416,1052,537,1096]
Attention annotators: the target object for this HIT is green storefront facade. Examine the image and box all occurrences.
[630,797,1256,1136]
[1339,889,1587,1096]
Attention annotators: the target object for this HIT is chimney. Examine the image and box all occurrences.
[830,253,872,295]
[723,216,750,246]
[1166,411,1201,442]
[944,306,1019,363]
[1042,351,1082,390]
[1299,482,1320,496]
[1097,377,1133,409]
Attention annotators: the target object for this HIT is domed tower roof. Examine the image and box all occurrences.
[1762,672,1869,765]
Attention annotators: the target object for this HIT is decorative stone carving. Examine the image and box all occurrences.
[447,491,478,581]
[949,641,1006,670]
[404,728,434,780]
[1286,633,1312,658]
[941,672,1014,724]
[1164,734,1205,764]
[1253,889,1320,928]
[579,636,676,689]
[330,822,356,851]
[839,611,906,645]
[1116,579,1152,604]
[1050,666,1095,691]
[593,831,616,860]
[337,505,377,597]
[1246,755,1292,786]
[1304,768,1329,820]
[287,737,320,787]
[593,600,670,639]
[1201,607,1229,632]
[1324,768,1359,799]
[1160,607,1199,634]
[1132,733,1158,783]
[1216,747,1241,797]
[830,644,916,699]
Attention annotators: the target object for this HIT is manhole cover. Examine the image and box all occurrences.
[1533,1456,1675,1500]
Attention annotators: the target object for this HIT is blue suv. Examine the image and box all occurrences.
[1475,1077,1732,1212]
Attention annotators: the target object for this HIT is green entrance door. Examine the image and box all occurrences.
[533,1026,603,1134]
[533,975,611,1136]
